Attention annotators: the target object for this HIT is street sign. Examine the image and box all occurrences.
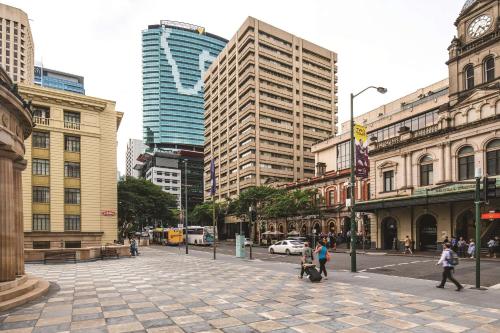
[481,212,500,220]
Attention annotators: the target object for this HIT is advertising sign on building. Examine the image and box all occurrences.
[354,124,369,179]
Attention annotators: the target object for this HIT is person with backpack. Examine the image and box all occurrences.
[436,243,463,291]
[314,240,329,280]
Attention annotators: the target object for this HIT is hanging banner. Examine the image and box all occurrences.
[354,124,369,179]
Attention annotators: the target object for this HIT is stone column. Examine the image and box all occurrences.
[0,153,17,282]
[407,152,413,187]
[402,154,407,188]
[444,142,451,182]
[439,143,445,183]
[14,159,26,276]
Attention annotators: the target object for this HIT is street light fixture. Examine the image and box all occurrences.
[350,85,387,273]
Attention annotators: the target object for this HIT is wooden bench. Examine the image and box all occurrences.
[101,247,119,260]
[44,251,77,264]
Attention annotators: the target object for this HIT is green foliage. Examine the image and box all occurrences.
[117,177,178,239]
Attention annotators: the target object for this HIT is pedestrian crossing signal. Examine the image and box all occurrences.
[483,177,496,201]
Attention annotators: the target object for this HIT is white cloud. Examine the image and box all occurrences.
[7,0,459,173]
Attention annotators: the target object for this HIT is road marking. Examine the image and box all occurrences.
[383,264,396,267]
[398,263,409,265]
[354,275,369,279]
[490,283,500,290]
[359,269,367,272]
[368,267,382,270]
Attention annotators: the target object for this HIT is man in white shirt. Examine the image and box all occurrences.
[436,243,463,291]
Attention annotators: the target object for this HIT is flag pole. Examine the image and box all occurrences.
[213,194,216,260]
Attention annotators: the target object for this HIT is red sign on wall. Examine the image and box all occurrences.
[101,210,116,217]
[481,212,500,220]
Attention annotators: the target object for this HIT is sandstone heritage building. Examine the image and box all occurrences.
[19,83,123,249]
[204,17,338,201]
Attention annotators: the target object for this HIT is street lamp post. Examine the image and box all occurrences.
[184,159,189,255]
[350,86,387,273]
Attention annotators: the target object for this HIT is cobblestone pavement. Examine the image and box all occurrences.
[1,248,500,333]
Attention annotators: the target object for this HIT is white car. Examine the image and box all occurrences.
[268,240,304,255]
[244,238,253,246]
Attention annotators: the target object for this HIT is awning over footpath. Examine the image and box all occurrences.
[356,180,500,212]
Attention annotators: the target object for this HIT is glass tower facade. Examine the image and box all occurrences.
[34,66,85,95]
[142,21,227,150]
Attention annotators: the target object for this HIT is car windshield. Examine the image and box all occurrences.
[290,241,303,245]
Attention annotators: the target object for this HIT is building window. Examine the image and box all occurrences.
[64,111,80,129]
[464,64,474,90]
[64,135,80,152]
[64,162,80,178]
[32,159,49,175]
[458,146,475,180]
[486,139,500,176]
[64,216,81,231]
[484,56,495,83]
[419,155,433,186]
[64,188,80,204]
[32,214,50,231]
[336,141,351,170]
[328,190,335,206]
[32,131,49,148]
[65,241,81,248]
[33,186,50,203]
[32,241,50,249]
[383,170,394,192]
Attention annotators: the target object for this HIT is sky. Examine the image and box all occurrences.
[6,0,461,174]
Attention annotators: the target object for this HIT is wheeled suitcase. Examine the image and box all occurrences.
[303,264,322,282]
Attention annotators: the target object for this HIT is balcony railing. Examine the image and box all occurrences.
[33,116,50,126]
[373,124,440,151]
[411,124,439,139]
[64,121,81,130]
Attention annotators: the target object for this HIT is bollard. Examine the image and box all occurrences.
[250,244,253,260]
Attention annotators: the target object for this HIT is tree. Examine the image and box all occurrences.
[117,177,178,240]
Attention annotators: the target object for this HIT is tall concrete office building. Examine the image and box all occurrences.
[125,138,146,178]
[204,17,338,200]
[0,4,34,83]
[142,20,227,151]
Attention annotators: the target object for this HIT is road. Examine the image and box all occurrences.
[152,242,500,287]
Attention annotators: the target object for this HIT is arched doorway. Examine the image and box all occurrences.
[417,214,437,251]
[342,217,351,236]
[300,224,307,236]
[328,220,336,233]
[313,222,321,235]
[381,217,397,250]
[278,224,284,233]
[270,225,275,232]
[456,210,474,241]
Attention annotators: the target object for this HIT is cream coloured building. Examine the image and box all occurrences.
[204,17,338,200]
[0,4,34,83]
[19,83,123,248]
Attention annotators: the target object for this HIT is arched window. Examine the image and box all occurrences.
[484,56,495,83]
[486,139,500,176]
[420,155,433,186]
[464,64,474,90]
[328,189,336,206]
[458,146,474,180]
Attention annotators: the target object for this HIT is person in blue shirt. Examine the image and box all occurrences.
[314,241,328,280]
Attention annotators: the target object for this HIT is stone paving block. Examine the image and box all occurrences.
[425,321,469,333]
[291,323,333,333]
[249,319,287,332]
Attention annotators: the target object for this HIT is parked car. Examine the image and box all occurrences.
[286,236,307,243]
[244,238,253,246]
[268,240,304,255]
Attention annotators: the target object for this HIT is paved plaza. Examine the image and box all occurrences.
[1,248,500,333]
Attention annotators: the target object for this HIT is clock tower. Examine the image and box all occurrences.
[447,0,499,107]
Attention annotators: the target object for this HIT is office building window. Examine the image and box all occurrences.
[486,139,500,176]
[64,162,80,178]
[458,146,475,180]
[336,141,351,170]
[64,135,80,152]
[64,215,81,231]
[32,214,50,231]
[32,159,49,175]
[383,170,394,192]
[64,188,80,204]
[419,155,433,186]
[33,186,50,203]
[32,131,49,148]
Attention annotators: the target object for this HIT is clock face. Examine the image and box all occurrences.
[468,15,493,38]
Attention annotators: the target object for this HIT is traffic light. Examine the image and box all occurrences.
[483,177,496,201]
[250,210,257,222]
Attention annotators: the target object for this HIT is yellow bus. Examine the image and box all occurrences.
[167,229,183,246]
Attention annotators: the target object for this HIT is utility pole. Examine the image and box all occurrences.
[184,160,188,255]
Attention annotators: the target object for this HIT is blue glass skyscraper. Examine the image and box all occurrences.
[142,21,227,151]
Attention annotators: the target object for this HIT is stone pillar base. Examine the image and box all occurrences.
[0,275,50,312]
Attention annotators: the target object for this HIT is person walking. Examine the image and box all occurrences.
[468,239,476,259]
[130,238,138,256]
[403,235,413,255]
[487,237,496,258]
[457,237,467,258]
[494,236,499,259]
[314,241,329,280]
[436,243,463,291]
[299,242,313,279]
